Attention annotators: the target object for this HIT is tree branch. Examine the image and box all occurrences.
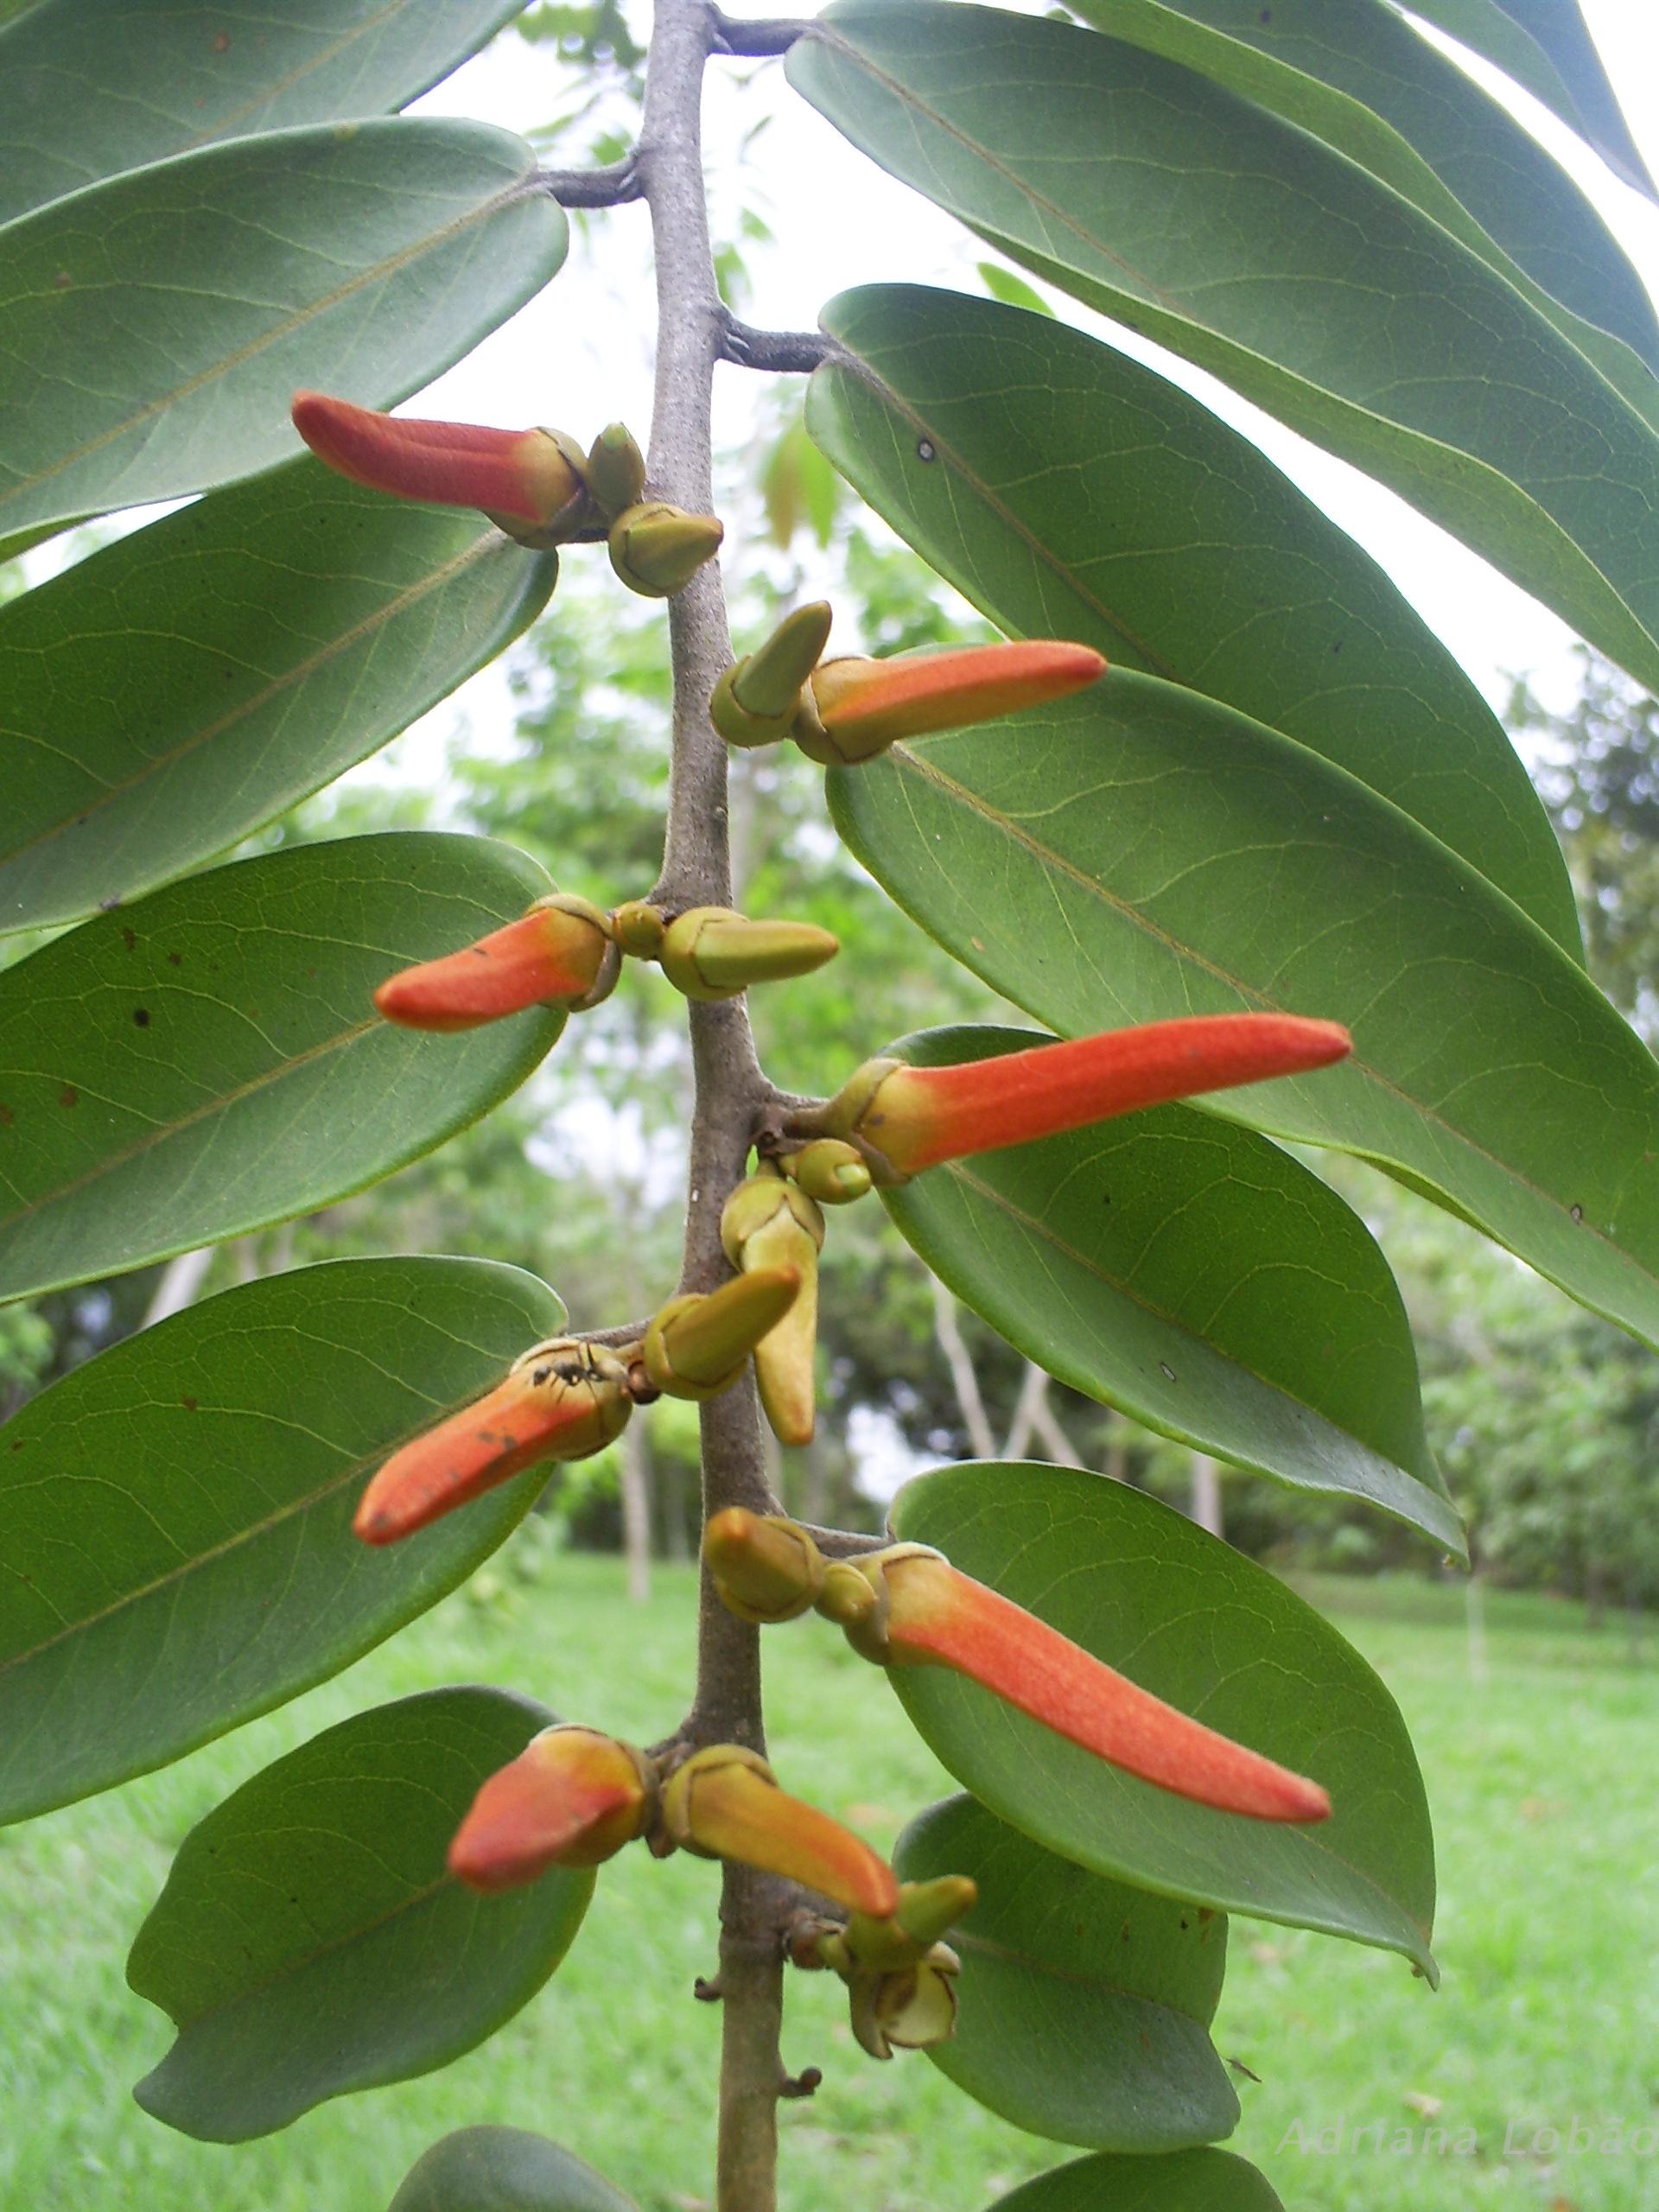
[637,3,786,2204]
[710,9,813,55]
[537,157,645,207]
[720,315,838,373]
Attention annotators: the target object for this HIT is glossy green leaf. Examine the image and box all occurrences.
[1404,0,1656,200]
[896,1795,1236,2149]
[0,832,563,1303]
[130,1688,592,2141]
[887,1461,1436,1974]
[0,118,567,542]
[1059,0,1659,404]
[882,1027,1459,1553]
[809,283,1581,961]
[788,5,1659,696]
[0,0,526,226]
[987,2147,1284,2212]
[0,459,557,935]
[830,677,1659,1353]
[0,1257,564,1827]
[389,2128,637,2212]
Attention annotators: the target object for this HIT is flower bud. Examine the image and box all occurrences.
[658,907,839,1001]
[290,392,596,546]
[848,1946,961,2060]
[584,423,647,519]
[807,1016,1352,1181]
[353,1341,632,1544]
[661,1745,897,1917]
[609,899,667,958]
[784,1138,873,1206]
[448,1725,655,1891]
[643,1269,802,1401]
[719,1173,826,1446]
[373,897,615,1032]
[711,602,834,748]
[838,1547,1330,1823]
[791,639,1106,766]
[702,1506,826,1623]
[607,501,724,597]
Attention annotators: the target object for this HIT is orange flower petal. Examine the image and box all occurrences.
[810,639,1105,749]
[884,1554,1330,1823]
[448,1726,649,1891]
[374,909,608,1033]
[291,391,575,523]
[863,1014,1351,1174]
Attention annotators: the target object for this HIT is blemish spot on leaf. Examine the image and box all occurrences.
[916,438,937,463]
[1571,1204,1584,1224]
[1159,1360,1176,1382]
[58,1086,78,1109]
[181,1396,198,1413]
[121,927,137,950]
[133,1008,150,1028]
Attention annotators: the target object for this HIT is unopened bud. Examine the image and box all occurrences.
[711,602,834,748]
[608,501,724,597]
[849,1947,961,2060]
[720,1173,825,1446]
[840,1546,1330,1823]
[609,899,667,958]
[804,1017,1352,1181]
[291,392,596,547]
[792,639,1106,766]
[448,1726,654,1891]
[702,1507,826,1623]
[374,896,615,1032]
[662,1745,897,1917]
[353,1340,632,1544]
[643,1269,802,1401]
[785,1138,873,1205]
[658,907,839,1001]
[584,423,647,519]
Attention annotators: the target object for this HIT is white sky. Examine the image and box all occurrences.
[404,2,1659,729]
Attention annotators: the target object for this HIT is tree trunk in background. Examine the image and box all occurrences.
[140,1245,214,1329]
[1190,1452,1224,1538]
[931,1275,996,1459]
[620,1416,653,1605]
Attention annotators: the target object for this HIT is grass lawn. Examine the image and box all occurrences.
[1,1548,1652,2211]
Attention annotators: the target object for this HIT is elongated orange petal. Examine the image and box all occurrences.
[668,1750,898,1916]
[374,908,608,1032]
[449,1726,650,1891]
[810,640,1104,749]
[883,1554,1330,1823]
[291,391,577,522]
[863,1014,1351,1174]
[354,1363,627,1544]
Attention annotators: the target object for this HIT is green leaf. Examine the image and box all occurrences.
[0,460,556,936]
[389,2127,637,2212]
[975,262,1052,317]
[986,2147,1284,2212]
[0,832,563,1304]
[787,5,1659,696]
[896,1795,1237,2150]
[829,677,1659,1353]
[0,1257,563,1827]
[0,0,527,226]
[881,1026,1459,1554]
[0,118,567,542]
[1058,0,1659,401]
[808,283,1581,963]
[1403,0,1656,200]
[130,1688,592,2141]
[887,1461,1437,1974]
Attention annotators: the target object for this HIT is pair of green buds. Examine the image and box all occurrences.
[372,891,838,1032]
[446,1726,973,2061]
[712,601,1107,766]
[289,393,723,597]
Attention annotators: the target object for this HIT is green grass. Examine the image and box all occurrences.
[1,1553,1652,2211]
